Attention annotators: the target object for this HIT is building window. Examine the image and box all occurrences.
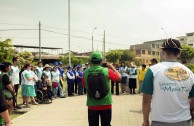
[152,51,155,55]
[142,50,145,54]
[188,44,193,46]
[158,52,160,55]
[180,38,184,41]
[148,51,151,55]
[136,50,140,54]
[152,44,155,48]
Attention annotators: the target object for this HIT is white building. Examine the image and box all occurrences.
[177,32,194,47]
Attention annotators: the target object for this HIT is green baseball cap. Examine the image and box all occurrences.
[90,51,102,61]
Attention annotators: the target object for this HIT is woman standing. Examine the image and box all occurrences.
[51,65,61,98]
[119,62,128,94]
[111,64,120,95]
[0,62,15,114]
[76,65,83,95]
[21,64,38,107]
[0,62,13,126]
[128,62,137,94]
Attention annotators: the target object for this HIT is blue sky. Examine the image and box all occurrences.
[1,0,194,53]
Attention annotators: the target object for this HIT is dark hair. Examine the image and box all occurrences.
[142,64,146,68]
[91,59,102,64]
[120,62,125,67]
[12,56,19,63]
[24,63,31,69]
[162,38,181,56]
[150,58,158,64]
[73,65,77,68]
[38,61,42,65]
[113,64,119,68]
[0,62,12,72]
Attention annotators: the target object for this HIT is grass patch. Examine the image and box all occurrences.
[11,113,22,120]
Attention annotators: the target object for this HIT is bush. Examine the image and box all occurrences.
[187,64,194,73]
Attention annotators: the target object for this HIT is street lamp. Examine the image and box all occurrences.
[92,27,97,52]
[161,28,167,40]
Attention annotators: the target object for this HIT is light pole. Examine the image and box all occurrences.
[161,28,167,39]
[92,27,97,52]
[68,0,71,66]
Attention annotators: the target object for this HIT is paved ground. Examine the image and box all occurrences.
[12,94,143,126]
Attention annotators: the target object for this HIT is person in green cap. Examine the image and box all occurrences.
[82,51,121,126]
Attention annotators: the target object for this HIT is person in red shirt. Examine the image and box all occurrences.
[82,52,121,126]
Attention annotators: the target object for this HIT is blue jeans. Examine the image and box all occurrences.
[52,87,58,97]
[57,82,64,97]
[78,82,83,95]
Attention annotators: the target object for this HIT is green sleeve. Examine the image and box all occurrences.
[25,73,30,78]
[189,85,194,97]
[141,68,154,95]
[132,69,137,75]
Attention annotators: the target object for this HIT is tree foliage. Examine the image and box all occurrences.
[0,38,14,62]
[105,50,122,63]
[180,45,194,64]
[120,50,135,62]
[18,51,34,66]
[60,54,86,66]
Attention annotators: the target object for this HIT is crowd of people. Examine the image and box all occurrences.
[1,38,194,126]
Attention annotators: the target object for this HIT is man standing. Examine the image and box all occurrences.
[137,64,147,94]
[82,52,121,126]
[142,38,194,126]
[66,66,75,96]
[35,61,43,80]
[9,56,21,109]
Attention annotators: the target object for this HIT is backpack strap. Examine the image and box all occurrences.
[88,68,104,75]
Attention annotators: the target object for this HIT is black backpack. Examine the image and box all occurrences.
[87,69,107,100]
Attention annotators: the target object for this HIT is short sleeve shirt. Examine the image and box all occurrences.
[141,62,194,123]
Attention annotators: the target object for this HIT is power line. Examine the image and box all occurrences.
[0,28,129,47]
[0,23,145,41]
[0,23,37,27]
[0,29,38,31]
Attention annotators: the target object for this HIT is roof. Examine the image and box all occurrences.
[186,32,194,36]
[13,45,63,49]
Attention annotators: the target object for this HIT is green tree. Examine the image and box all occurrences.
[180,45,194,64]
[60,54,84,66]
[134,58,142,66]
[105,50,122,63]
[18,51,34,66]
[120,50,135,62]
[0,38,14,62]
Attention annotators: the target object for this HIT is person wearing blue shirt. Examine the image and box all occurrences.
[76,65,83,95]
[66,66,75,96]
[72,65,78,94]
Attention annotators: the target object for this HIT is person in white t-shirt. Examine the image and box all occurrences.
[21,64,38,108]
[35,61,43,80]
[142,38,194,126]
[9,56,21,109]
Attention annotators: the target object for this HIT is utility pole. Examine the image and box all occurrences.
[39,21,41,61]
[68,0,71,66]
[92,27,97,52]
[103,30,106,62]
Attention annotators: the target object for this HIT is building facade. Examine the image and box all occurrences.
[130,39,164,65]
[177,32,194,47]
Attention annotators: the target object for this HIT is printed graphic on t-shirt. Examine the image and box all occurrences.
[164,67,189,81]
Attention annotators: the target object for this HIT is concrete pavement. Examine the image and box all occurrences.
[12,94,143,126]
